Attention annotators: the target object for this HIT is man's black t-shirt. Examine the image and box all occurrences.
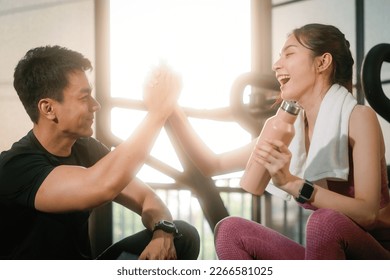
[0,130,110,259]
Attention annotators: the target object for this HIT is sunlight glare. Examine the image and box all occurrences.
[110,0,251,183]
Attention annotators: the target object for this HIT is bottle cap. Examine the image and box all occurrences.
[280,100,301,115]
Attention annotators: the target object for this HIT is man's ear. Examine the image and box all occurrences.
[38,98,57,122]
[317,52,333,73]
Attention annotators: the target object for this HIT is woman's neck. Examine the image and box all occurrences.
[299,83,333,144]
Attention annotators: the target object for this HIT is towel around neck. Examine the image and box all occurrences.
[289,84,357,183]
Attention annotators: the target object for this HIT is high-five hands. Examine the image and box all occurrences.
[143,63,182,120]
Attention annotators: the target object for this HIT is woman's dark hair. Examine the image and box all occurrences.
[13,45,92,123]
[292,23,354,92]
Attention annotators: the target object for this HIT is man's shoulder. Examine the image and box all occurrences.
[76,136,107,148]
[72,136,110,165]
[0,131,55,203]
[0,131,41,164]
[74,136,110,153]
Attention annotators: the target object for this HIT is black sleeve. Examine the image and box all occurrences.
[73,137,111,167]
[0,151,55,209]
[86,137,111,164]
[0,137,110,209]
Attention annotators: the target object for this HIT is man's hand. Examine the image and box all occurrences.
[143,64,182,120]
[138,230,177,260]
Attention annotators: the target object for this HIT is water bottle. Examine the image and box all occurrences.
[240,100,301,196]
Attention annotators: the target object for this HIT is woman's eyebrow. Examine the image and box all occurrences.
[279,44,298,56]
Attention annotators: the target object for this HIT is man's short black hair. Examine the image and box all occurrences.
[13,45,92,123]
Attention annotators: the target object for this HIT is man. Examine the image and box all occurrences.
[0,45,199,260]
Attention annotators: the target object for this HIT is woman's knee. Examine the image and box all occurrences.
[306,208,352,238]
[214,216,247,238]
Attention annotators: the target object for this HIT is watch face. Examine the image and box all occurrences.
[161,220,175,228]
[300,181,314,199]
[154,220,177,233]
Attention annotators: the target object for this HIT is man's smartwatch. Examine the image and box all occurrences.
[295,179,314,203]
[153,220,181,238]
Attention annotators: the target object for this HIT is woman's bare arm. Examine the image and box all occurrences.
[168,105,256,176]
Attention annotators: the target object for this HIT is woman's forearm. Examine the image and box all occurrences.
[168,106,220,176]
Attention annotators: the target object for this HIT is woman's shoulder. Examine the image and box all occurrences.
[349,104,385,153]
[351,104,377,115]
[350,104,380,126]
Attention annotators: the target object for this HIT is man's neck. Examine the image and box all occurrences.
[32,125,76,157]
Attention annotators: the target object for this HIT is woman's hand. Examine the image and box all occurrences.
[143,64,182,120]
[253,139,294,188]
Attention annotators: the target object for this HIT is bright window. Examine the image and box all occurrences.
[110,0,251,182]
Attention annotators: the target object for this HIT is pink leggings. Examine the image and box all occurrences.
[214,208,390,259]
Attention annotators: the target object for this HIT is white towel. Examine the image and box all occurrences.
[265,84,357,200]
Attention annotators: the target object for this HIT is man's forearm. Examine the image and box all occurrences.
[141,194,173,231]
[89,112,167,199]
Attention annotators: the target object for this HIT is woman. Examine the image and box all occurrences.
[168,24,390,259]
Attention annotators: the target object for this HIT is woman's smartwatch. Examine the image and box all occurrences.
[295,179,314,203]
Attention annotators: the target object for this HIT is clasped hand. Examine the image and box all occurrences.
[143,63,182,119]
[252,139,293,188]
